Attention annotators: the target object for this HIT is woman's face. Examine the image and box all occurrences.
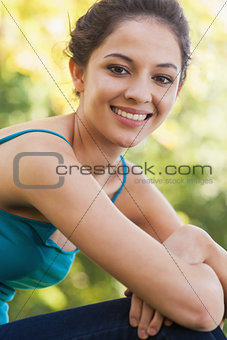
[73,18,182,148]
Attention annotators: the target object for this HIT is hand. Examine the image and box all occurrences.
[124,289,173,339]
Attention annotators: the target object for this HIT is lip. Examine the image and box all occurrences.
[111,105,152,115]
[110,106,153,127]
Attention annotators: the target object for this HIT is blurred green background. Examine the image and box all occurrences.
[0,0,226,334]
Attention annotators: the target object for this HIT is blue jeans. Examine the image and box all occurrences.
[0,297,225,339]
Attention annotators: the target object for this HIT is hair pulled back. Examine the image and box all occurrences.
[66,0,191,93]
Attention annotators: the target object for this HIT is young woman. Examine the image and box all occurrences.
[0,0,226,339]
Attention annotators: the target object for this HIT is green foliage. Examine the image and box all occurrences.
[1,0,226,334]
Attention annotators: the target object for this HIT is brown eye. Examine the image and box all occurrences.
[153,75,173,85]
[107,65,128,75]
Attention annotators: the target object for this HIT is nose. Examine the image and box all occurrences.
[124,75,152,104]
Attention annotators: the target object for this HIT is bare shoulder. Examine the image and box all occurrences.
[0,113,75,208]
[114,158,157,219]
[0,113,74,140]
[114,158,157,208]
[115,158,183,242]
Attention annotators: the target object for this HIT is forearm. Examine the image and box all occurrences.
[204,240,227,319]
[161,225,225,329]
[153,261,223,330]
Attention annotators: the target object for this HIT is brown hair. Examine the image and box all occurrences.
[65,0,191,96]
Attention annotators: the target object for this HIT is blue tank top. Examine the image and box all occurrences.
[0,129,127,325]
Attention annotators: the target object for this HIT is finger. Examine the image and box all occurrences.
[129,294,143,328]
[147,311,164,336]
[137,301,154,339]
[164,318,173,326]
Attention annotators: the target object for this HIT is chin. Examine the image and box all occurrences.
[115,136,141,148]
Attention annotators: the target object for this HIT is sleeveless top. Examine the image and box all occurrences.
[0,129,127,324]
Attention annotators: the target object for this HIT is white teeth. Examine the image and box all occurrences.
[112,107,148,121]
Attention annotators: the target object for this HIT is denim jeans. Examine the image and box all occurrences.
[0,297,226,339]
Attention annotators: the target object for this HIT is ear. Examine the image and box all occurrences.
[69,58,85,93]
[176,86,182,97]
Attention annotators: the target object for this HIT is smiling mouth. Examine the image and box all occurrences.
[110,106,153,121]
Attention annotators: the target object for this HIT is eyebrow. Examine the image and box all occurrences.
[104,53,178,71]
[104,53,133,63]
[156,63,178,71]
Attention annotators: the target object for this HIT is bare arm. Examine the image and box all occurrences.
[119,167,226,329]
[14,134,224,331]
[117,167,227,333]
[205,240,227,320]
[126,226,226,338]
[163,225,226,323]
[114,163,184,242]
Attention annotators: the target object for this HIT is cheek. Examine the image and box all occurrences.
[151,93,176,130]
[156,90,176,116]
[91,71,125,101]
[101,79,125,102]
